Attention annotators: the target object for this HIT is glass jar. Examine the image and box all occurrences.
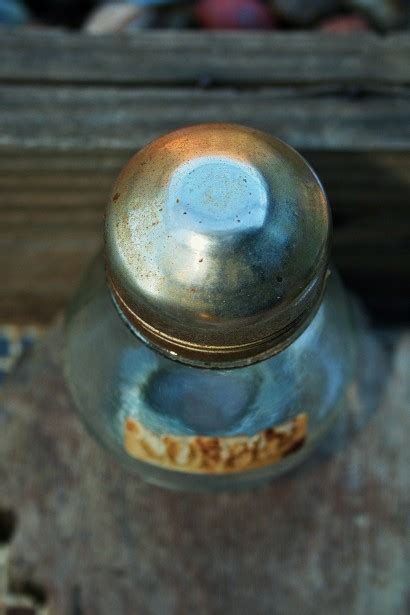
[64,123,363,491]
[65,256,358,491]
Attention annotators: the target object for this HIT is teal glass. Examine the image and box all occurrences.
[64,256,360,491]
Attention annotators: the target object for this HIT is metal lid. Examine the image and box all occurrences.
[105,123,330,368]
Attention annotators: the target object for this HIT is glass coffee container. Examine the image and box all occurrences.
[64,123,360,491]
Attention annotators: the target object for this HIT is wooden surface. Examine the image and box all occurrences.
[1,30,409,85]
[0,322,409,614]
[1,31,410,324]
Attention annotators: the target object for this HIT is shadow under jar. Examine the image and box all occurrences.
[64,123,361,491]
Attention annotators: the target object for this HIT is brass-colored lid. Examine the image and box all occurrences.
[105,124,330,368]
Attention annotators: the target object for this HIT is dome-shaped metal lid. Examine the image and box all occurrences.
[105,123,330,368]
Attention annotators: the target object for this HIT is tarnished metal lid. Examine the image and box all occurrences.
[105,124,330,368]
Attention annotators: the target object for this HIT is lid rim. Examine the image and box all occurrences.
[108,265,329,369]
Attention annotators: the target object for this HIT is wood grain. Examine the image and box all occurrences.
[1,85,410,150]
[0,322,408,614]
[1,30,409,85]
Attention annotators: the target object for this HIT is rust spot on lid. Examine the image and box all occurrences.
[113,192,120,202]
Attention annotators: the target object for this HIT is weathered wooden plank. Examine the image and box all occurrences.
[0,30,409,86]
[1,85,409,151]
[0,323,408,614]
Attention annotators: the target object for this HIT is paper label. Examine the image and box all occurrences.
[124,413,308,474]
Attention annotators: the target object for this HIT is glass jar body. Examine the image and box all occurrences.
[64,256,358,491]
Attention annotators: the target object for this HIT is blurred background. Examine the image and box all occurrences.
[2,0,410,31]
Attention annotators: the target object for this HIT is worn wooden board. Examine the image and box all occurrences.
[2,85,410,151]
[0,322,409,614]
[1,30,409,85]
[1,31,409,323]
